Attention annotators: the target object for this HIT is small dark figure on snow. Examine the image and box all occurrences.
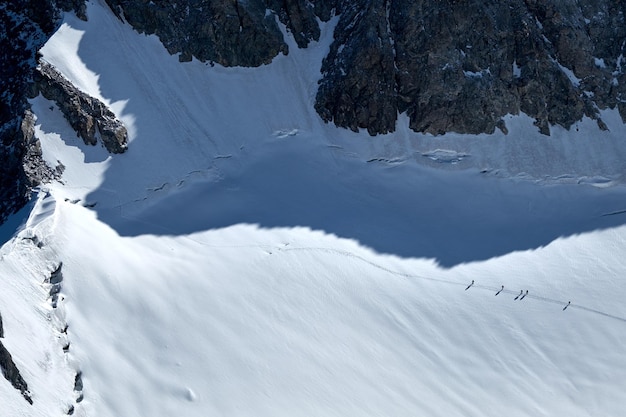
[465,280,474,290]
[520,290,529,300]
[514,290,523,300]
[495,285,504,296]
[563,301,571,311]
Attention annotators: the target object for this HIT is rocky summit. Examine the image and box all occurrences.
[317,0,626,136]
[33,61,128,154]
[1,0,626,223]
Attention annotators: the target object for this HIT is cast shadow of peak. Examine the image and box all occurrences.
[63,2,626,267]
[90,154,626,268]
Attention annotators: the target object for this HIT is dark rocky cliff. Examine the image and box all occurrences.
[0,1,57,225]
[0,0,118,225]
[2,0,626,224]
[106,0,626,136]
[33,61,128,154]
[103,0,339,65]
[317,0,626,135]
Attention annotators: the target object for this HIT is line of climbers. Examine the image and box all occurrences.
[464,281,571,310]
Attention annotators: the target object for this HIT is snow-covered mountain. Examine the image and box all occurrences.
[2,1,626,416]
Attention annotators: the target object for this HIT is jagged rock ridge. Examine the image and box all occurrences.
[0,341,33,404]
[104,0,325,65]
[33,61,128,154]
[0,309,33,404]
[316,0,626,136]
[104,0,626,136]
[104,0,340,65]
[0,0,58,225]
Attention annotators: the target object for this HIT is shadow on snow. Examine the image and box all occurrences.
[65,3,626,268]
[91,142,626,268]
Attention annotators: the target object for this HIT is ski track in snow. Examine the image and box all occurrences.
[284,247,626,324]
[95,200,626,326]
[84,199,626,326]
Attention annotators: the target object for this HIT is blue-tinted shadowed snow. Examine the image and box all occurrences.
[96,138,626,267]
[0,198,36,246]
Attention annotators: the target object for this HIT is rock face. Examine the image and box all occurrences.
[316,0,626,136]
[315,0,398,135]
[0,341,33,404]
[103,0,337,66]
[33,61,128,154]
[105,0,288,66]
[54,0,87,20]
[0,0,59,225]
[21,109,63,186]
[0,0,123,225]
[0,308,33,404]
[105,0,626,136]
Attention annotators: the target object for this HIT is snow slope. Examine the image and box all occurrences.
[2,0,626,416]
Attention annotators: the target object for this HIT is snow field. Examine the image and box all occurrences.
[0,0,625,415]
[49,197,626,417]
[0,193,76,416]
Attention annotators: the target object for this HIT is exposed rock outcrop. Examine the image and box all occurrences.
[55,0,87,20]
[105,0,289,66]
[0,341,33,404]
[33,61,128,154]
[267,0,335,48]
[0,307,33,404]
[104,0,339,66]
[316,0,626,136]
[0,0,59,225]
[315,0,397,135]
[102,0,626,136]
[21,109,62,185]
[46,262,64,308]
[0,0,132,224]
